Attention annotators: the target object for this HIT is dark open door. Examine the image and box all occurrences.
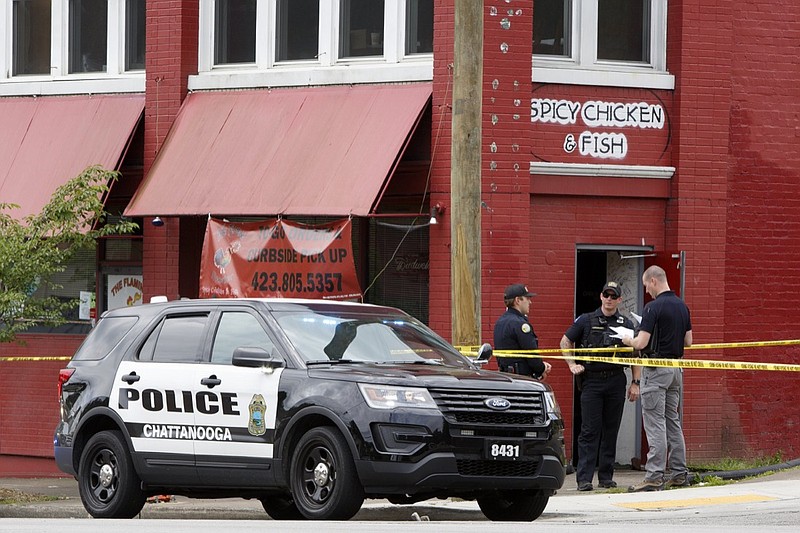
[644,251,685,300]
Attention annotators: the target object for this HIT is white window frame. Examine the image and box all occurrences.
[192,0,432,91]
[533,0,673,90]
[0,0,144,96]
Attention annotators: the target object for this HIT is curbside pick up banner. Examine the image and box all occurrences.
[199,218,362,300]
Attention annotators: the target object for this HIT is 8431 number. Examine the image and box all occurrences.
[486,441,522,460]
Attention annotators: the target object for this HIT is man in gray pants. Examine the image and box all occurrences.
[621,265,693,491]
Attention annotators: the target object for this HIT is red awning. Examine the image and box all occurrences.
[124,83,431,217]
[0,94,144,219]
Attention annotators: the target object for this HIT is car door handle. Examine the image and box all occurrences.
[121,372,140,384]
[201,375,222,388]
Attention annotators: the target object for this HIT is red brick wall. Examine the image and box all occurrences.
[0,335,82,468]
[480,0,535,340]
[530,196,667,437]
[141,0,199,302]
[427,0,455,337]
[723,1,800,459]
[429,1,538,341]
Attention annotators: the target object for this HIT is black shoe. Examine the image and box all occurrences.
[598,480,617,489]
[628,479,664,492]
[577,482,594,492]
[666,474,690,487]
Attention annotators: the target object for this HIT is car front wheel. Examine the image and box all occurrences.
[289,426,364,520]
[78,430,146,518]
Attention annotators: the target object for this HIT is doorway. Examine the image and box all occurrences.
[571,246,649,468]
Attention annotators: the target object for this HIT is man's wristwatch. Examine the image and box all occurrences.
[631,379,641,386]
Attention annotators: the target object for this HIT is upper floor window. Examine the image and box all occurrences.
[214,0,256,65]
[340,0,384,58]
[69,0,108,73]
[405,0,432,55]
[275,0,319,61]
[195,0,433,89]
[12,0,51,75]
[533,0,672,90]
[125,0,144,70]
[1,0,145,95]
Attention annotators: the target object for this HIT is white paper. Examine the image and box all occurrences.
[609,325,635,340]
[631,312,642,325]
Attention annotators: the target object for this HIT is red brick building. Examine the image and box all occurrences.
[1,0,798,476]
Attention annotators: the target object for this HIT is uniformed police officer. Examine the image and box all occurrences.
[494,283,551,380]
[560,281,641,492]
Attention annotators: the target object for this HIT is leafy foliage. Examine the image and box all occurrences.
[0,166,138,342]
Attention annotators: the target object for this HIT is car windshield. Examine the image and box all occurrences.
[273,309,471,368]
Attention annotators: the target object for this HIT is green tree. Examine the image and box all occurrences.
[0,166,138,342]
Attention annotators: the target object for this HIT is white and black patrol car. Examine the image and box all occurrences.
[55,298,565,521]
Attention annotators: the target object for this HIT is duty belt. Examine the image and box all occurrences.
[583,370,624,379]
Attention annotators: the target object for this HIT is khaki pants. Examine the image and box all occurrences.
[641,366,687,482]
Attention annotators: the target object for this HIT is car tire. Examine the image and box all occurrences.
[260,493,304,520]
[477,489,550,521]
[78,430,147,518]
[289,426,364,520]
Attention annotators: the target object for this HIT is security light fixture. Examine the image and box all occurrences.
[429,203,444,225]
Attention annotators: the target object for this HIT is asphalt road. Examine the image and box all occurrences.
[1,467,799,530]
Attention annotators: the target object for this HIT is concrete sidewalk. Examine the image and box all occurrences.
[1,466,798,521]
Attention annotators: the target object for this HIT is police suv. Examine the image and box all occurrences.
[55,298,565,521]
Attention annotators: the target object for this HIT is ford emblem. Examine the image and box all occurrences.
[484,397,511,411]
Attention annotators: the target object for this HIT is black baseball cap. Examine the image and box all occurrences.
[602,281,622,298]
[504,284,537,299]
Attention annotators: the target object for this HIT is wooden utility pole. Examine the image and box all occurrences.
[451,0,482,347]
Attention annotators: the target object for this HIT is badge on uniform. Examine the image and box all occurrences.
[248,394,267,436]
[521,323,531,333]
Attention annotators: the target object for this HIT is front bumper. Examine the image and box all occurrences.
[356,452,565,495]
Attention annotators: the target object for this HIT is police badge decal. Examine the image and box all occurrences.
[248,394,267,436]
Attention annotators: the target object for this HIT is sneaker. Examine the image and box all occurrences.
[598,480,617,489]
[627,479,664,492]
[666,474,690,488]
[577,482,594,491]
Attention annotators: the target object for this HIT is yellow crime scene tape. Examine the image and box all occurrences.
[3,339,800,371]
[456,338,800,372]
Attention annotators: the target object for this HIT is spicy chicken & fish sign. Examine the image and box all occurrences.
[199,218,362,300]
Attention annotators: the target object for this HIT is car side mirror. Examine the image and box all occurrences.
[232,346,284,369]
[475,343,493,364]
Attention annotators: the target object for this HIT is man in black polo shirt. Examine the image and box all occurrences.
[622,265,693,492]
[561,281,641,491]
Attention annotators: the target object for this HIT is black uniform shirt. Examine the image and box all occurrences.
[493,308,545,377]
[564,308,633,372]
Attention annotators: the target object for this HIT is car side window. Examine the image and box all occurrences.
[211,311,276,364]
[138,314,209,362]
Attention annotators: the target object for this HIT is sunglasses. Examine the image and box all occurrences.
[602,292,620,299]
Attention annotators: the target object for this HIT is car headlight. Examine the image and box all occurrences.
[358,384,437,410]
[544,391,562,419]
